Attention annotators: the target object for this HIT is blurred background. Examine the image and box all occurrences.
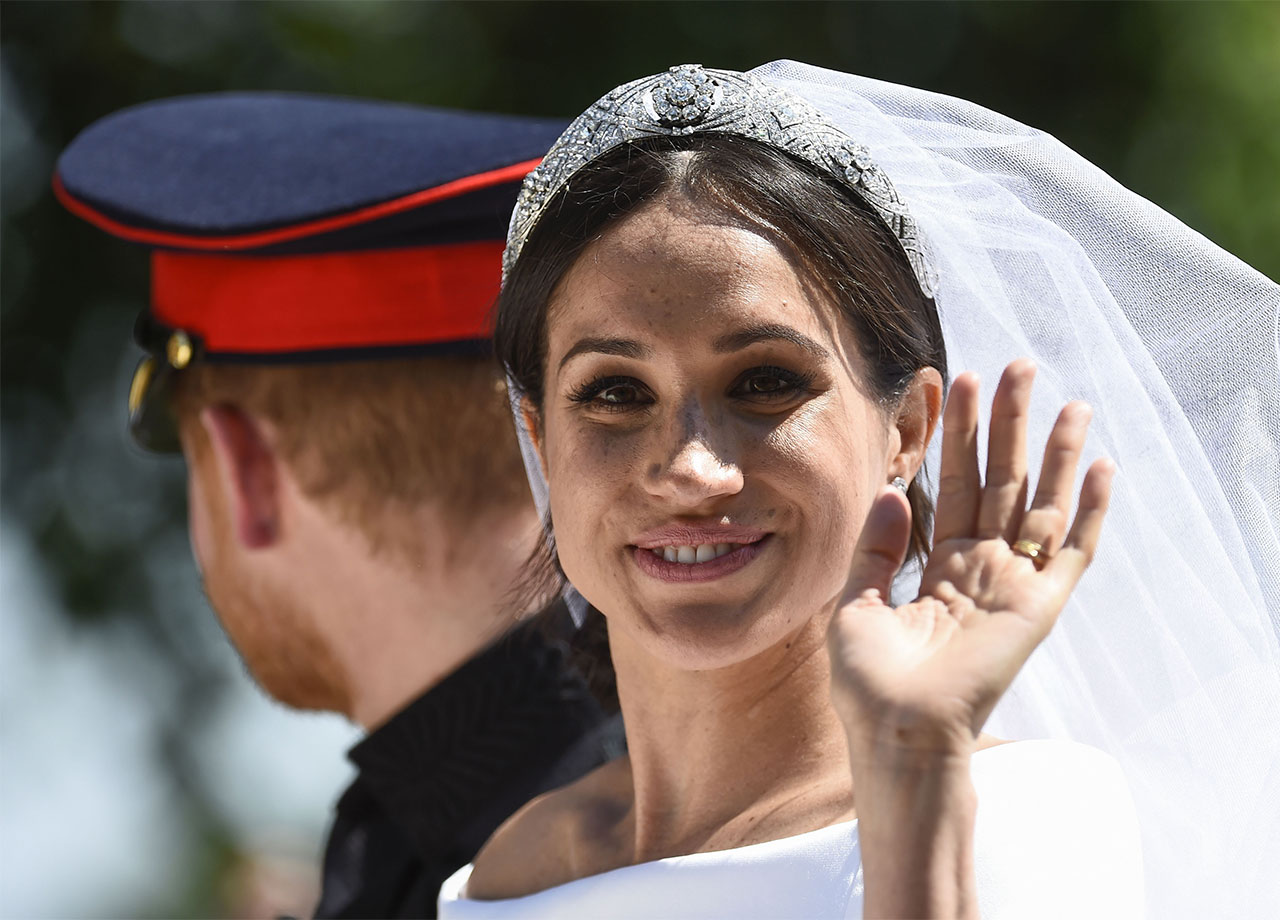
[2,2,1277,917]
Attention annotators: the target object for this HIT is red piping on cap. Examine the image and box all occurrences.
[52,158,540,251]
[151,242,503,354]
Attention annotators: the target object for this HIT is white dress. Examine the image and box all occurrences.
[438,740,1143,919]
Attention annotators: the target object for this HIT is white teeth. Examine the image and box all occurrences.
[651,542,745,564]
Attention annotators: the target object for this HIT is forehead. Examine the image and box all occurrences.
[548,199,841,348]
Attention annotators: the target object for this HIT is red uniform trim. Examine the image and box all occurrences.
[52,158,539,251]
[151,242,503,354]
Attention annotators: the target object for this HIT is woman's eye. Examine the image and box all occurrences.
[731,366,814,402]
[568,376,652,412]
[741,375,787,394]
[598,383,641,404]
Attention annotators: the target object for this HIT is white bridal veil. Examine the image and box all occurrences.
[510,60,1280,918]
[754,60,1280,918]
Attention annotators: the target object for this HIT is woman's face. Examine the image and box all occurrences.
[534,197,898,671]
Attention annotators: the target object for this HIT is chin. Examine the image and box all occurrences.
[246,655,349,714]
[574,541,840,672]
[618,590,809,673]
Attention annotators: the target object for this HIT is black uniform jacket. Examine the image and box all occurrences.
[313,617,622,919]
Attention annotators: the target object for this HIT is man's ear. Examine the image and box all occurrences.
[518,396,548,481]
[889,367,944,483]
[198,405,282,549]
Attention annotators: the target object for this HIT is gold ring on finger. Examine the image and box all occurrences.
[1011,539,1050,571]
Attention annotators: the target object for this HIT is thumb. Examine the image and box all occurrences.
[843,486,913,604]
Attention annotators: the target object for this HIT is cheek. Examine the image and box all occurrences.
[184,448,237,581]
[764,399,884,552]
[542,417,645,585]
[185,464,213,577]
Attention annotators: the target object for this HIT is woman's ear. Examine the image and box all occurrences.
[519,396,549,481]
[889,367,943,482]
[198,404,282,549]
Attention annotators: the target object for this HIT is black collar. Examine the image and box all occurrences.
[343,614,610,858]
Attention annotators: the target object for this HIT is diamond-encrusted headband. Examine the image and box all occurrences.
[503,64,938,298]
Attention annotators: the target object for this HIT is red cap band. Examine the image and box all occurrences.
[151,241,503,356]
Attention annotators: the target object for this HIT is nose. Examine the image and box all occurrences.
[644,405,744,509]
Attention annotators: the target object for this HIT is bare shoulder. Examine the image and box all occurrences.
[466,756,634,901]
[464,790,575,901]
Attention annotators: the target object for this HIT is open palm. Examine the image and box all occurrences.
[829,361,1114,759]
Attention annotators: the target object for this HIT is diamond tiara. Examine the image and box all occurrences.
[503,64,937,298]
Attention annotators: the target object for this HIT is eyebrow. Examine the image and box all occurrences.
[558,336,650,370]
[713,323,830,358]
[556,323,829,372]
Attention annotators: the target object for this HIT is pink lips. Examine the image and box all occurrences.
[630,525,771,584]
[632,525,770,550]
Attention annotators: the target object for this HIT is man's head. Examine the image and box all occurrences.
[175,357,530,713]
[56,93,566,722]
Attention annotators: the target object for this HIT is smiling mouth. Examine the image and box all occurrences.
[631,535,770,583]
[648,542,752,564]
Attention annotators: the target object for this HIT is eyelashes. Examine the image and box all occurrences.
[567,366,818,413]
[731,365,817,399]
[568,375,653,412]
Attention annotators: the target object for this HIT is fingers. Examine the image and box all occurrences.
[976,360,1036,542]
[845,486,913,602]
[1019,401,1092,554]
[932,372,981,544]
[934,363,1109,587]
[1051,457,1116,581]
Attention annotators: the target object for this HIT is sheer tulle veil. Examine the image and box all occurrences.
[508,60,1280,917]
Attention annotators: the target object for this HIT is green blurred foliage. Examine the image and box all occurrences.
[1,2,1275,916]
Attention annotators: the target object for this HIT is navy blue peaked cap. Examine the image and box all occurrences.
[56,92,566,254]
[56,91,566,452]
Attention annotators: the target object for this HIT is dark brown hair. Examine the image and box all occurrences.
[495,134,948,700]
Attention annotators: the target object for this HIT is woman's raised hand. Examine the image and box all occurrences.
[828,360,1114,762]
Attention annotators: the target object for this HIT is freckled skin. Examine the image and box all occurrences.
[535,198,898,673]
